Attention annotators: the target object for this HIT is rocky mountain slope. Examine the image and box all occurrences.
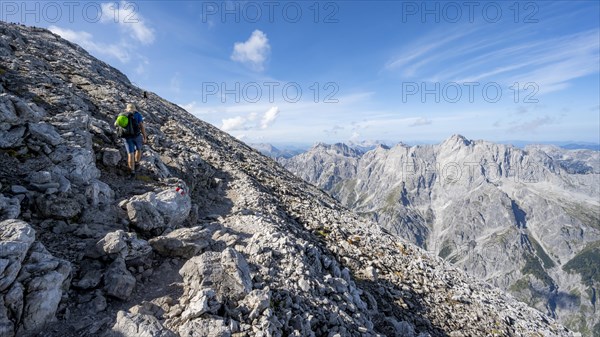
[281,138,600,336]
[0,21,579,336]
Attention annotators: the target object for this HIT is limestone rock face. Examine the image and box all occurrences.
[282,138,600,335]
[179,248,252,303]
[124,180,192,234]
[0,21,582,337]
[0,220,71,337]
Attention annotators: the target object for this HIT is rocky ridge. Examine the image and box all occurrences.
[0,22,577,336]
[281,137,600,336]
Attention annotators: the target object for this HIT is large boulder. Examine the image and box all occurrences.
[85,179,115,207]
[126,200,165,233]
[179,248,251,304]
[103,257,136,300]
[50,144,100,184]
[0,219,35,291]
[17,242,71,335]
[149,226,212,258]
[93,230,152,262]
[126,180,192,234]
[0,220,71,337]
[109,310,177,337]
[102,148,122,167]
[35,195,81,220]
[28,122,63,146]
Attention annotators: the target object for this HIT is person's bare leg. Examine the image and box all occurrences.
[128,153,135,172]
[135,149,142,163]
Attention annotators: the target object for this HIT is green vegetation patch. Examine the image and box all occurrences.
[528,236,556,269]
[563,240,600,285]
[593,322,600,337]
[522,252,554,287]
[509,277,531,293]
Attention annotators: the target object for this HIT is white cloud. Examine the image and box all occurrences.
[261,106,279,129]
[100,1,155,45]
[409,117,432,127]
[231,30,271,71]
[48,25,130,62]
[220,107,279,132]
[222,116,250,132]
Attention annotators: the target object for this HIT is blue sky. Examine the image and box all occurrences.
[4,1,599,144]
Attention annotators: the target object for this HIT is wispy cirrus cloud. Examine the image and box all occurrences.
[509,116,555,133]
[48,26,131,62]
[49,1,156,73]
[100,1,155,45]
[386,24,599,95]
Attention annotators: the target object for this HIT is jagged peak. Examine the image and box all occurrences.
[442,134,472,147]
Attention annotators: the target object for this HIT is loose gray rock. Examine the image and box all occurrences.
[149,226,212,258]
[96,230,128,256]
[27,171,52,185]
[50,145,100,184]
[18,242,71,336]
[109,310,177,337]
[0,219,35,291]
[102,148,122,167]
[28,122,63,146]
[0,194,20,221]
[178,317,231,337]
[0,94,18,124]
[127,199,165,233]
[35,196,81,220]
[179,248,252,304]
[0,126,25,148]
[103,257,136,300]
[86,179,115,207]
[10,185,28,194]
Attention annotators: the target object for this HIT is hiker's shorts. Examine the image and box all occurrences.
[124,134,143,154]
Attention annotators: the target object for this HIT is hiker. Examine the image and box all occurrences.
[114,103,147,177]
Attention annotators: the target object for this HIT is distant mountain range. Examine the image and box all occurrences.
[252,140,600,159]
[281,135,600,336]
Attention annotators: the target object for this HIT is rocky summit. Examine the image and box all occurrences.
[0,21,578,337]
[281,138,600,336]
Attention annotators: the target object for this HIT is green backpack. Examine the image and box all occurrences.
[116,113,140,138]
